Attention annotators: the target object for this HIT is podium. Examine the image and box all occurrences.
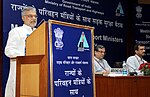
[16,21,48,97]
[16,20,95,97]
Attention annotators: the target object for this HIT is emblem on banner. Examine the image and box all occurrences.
[77,32,89,52]
[115,2,124,16]
[136,6,142,19]
[54,28,64,50]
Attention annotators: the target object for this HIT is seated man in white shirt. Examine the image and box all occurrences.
[94,45,111,74]
[126,43,147,73]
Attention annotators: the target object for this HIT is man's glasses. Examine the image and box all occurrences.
[97,51,106,54]
[24,14,38,18]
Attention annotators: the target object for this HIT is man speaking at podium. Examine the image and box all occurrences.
[4,6,37,97]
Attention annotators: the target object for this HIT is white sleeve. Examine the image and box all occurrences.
[5,29,21,58]
[126,57,136,72]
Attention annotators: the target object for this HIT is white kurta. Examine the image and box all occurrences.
[4,24,36,97]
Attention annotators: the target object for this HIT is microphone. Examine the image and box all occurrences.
[36,19,45,28]
[126,63,137,76]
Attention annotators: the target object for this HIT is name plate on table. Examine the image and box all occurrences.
[108,68,123,76]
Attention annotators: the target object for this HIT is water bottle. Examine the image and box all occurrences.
[122,61,128,76]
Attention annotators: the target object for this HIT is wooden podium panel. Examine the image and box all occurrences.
[16,55,46,97]
[95,75,150,97]
[26,21,48,55]
[20,64,39,97]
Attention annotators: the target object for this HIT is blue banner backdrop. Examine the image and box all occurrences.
[50,22,93,97]
[133,4,150,61]
[3,0,128,96]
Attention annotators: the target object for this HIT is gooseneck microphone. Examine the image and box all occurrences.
[36,19,45,28]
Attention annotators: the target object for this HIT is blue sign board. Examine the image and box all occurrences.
[48,20,94,97]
